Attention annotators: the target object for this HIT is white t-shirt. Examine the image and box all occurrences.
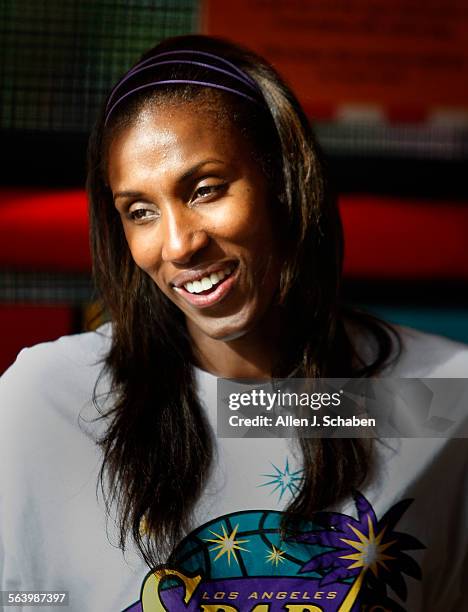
[0,324,467,611]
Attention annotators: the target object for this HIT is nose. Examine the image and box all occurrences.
[161,207,209,264]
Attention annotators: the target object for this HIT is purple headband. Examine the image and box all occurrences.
[104,49,266,126]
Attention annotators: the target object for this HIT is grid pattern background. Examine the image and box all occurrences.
[1,0,198,133]
[0,270,94,304]
[0,1,466,355]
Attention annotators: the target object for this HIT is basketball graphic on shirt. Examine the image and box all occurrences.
[124,491,424,612]
[167,509,321,580]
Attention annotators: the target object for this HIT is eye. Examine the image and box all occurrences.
[127,205,159,224]
[192,183,227,202]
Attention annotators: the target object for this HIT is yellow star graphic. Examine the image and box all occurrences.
[204,524,250,566]
[265,544,286,566]
[339,516,397,577]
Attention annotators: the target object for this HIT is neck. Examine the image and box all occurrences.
[188,309,282,379]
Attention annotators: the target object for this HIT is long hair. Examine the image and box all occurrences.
[87,34,399,567]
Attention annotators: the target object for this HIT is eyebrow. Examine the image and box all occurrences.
[113,158,225,202]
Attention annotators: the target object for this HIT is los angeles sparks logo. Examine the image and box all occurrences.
[124,492,424,611]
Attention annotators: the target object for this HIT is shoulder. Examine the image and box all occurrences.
[348,317,468,377]
[0,323,113,438]
[1,322,112,387]
[389,325,468,377]
[4,320,111,370]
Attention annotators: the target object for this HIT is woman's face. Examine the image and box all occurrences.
[107,101,281,343]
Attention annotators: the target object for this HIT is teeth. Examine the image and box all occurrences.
[183,266,233,293]
[201,277,212,290]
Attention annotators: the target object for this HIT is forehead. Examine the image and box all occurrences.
[107,101,248,186]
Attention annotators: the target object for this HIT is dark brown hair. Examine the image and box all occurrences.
[87,34,399,567]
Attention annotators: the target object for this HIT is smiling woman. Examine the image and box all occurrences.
[107,102,281,361]
[1,34,467,612]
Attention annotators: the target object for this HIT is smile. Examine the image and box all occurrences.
[184,266,233,293]
[173,263,238,309]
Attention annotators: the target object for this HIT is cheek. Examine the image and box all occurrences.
[212,198,273,248]
[124,228,161,275]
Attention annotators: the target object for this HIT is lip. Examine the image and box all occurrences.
[170,260,238,288]
[173,264,238,309]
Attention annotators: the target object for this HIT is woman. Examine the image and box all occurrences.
[1,35,467,612]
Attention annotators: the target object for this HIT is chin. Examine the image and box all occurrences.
[201,324,250,342]
[195,314,255,343]
[212,328,250,342]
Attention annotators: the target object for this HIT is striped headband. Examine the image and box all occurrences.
[104,49,266,125]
